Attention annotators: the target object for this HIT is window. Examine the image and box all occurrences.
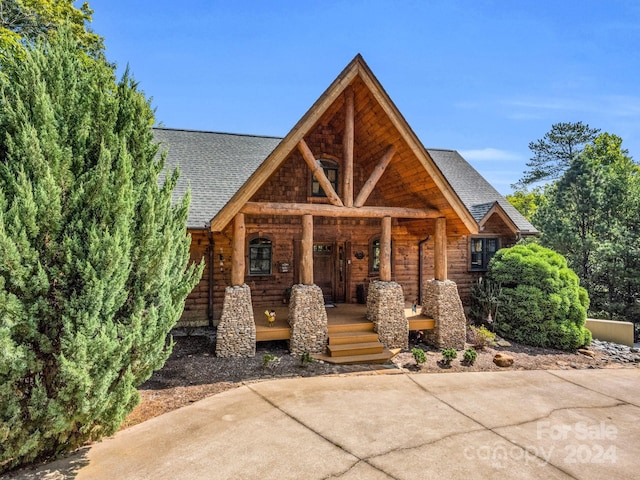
[470,237,499,271]
[311,159,339,197]
[249,237,272,275]
[370,238,381,273]
[369,238,392,274]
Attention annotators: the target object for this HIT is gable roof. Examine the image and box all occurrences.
[155,127,537,235]
[155,128,281,228]
[428,148,538,234]
[154,55,537,236]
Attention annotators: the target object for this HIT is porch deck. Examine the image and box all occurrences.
[254,304,434,342]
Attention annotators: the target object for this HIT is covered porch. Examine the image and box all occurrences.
[253,303,434,364]
[254,303,435,341]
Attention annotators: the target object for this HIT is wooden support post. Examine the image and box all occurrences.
[344,87,354,207]
[301,214,313,285]
[298,139,343,207]
[380,216,392,282]
[231,213,245,286]
[354,145,396,207]
[434,217,447,281]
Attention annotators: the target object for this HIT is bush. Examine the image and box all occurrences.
[469,325,496,350]
[487,243,591,350]
[441,348,458,365]
[411,347,426,364]
[463,348,478,365]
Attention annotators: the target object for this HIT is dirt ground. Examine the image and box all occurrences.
[121,333,635,430]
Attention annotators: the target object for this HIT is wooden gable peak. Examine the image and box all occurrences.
[210,54,478,234]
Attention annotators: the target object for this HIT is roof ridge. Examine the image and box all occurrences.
[153,127,283,140]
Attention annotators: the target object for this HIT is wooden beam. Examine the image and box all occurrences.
[354,145,396,207]
[380,216,392,282]
[434,217,447,281]
[241,202,440,219]
[301,214,313,285]
[343,87,354,207]
[231,213,245,286]
[297,139,343,207]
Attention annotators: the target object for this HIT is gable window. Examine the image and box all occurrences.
[311,159,339,197]
[249,237,272,275]
[470,237,499,271]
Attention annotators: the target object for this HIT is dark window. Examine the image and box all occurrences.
[470,238,499,271]
[249,237,272,275]
[311,159,339,197]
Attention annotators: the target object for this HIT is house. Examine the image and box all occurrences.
[154,55,537,359]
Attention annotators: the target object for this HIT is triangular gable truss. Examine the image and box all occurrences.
[209,54,479,234]
[478,201,519,234]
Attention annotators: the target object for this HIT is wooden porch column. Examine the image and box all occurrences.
[300,214,313,285]
[434,217,447,281]
[344,86,354,207]
[380,216,392,282]
[231,213,245,286]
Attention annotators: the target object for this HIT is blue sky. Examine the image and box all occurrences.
[86,0,640,194]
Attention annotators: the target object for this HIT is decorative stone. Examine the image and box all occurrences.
[288,284,328,355]
[366,281,408,349]
[578,348,596,358]
[216,284,256,357]
[421,279,466,350]
[493,353,514,367]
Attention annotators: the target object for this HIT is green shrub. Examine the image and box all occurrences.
[487,243,591,350]
[411,347,427,364]
[470,325,496,349]
[300,352,314,367]
[441,348,458,365]
[469,278,503,324]
[463,348,478,365]
[263,353,281,369]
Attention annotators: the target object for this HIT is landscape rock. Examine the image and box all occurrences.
[493,353,514,367]
[578,348,596,358]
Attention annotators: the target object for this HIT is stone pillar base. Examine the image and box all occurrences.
[216,284,256,357]
[421,279,466,350]
[366,281,408,349]
[288,284,328,354]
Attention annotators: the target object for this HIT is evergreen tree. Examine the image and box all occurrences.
[514,121,600,188]
[534,133,640,324]
[0,31,202,472]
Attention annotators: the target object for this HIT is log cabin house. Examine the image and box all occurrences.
[155,55,537,361]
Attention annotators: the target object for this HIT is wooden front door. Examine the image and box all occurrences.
[313,242,346,303]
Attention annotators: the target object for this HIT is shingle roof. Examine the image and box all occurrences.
[154,128,537,234]
[427,148,538,233]
[154,128,281,228]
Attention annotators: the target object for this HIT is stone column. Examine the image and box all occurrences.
[366,281,408,349]
[288,284,328,354]
[216,284,256,357]
[421,279,466,350]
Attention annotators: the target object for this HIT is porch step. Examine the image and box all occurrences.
[327,322,374,334]
[408,317,435,331]
[314,349,395,365]
[256,326,291,342]
[328,331,380,345]
[327,341,384,357]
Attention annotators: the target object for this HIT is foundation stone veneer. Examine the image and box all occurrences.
[421,279,466,350]
[288,284,328,354]
[216,284,256,357]
[366,281,408,349]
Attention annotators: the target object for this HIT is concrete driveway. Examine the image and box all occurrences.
[6,369,640,479]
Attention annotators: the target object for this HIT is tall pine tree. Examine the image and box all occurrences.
[0,31,201,471]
